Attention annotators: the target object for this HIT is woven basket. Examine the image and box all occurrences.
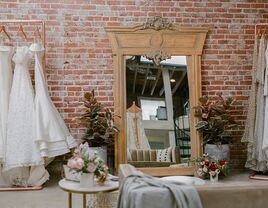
[88,191,119,208]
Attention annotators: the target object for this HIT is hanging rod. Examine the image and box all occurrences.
[0,20,44,23]
[0,20,45,47]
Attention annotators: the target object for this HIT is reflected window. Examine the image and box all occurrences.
[139,98,165,120]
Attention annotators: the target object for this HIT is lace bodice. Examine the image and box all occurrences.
[12,46,32,67]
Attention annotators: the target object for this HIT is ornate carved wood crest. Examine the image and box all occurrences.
[145,50,171,66]
[142,17,173,65]
[143,16,173,31]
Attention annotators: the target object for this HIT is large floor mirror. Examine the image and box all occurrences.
[105,17,208,176]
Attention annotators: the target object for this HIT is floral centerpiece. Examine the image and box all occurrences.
[67,142,109,187]
[192,153,230,182]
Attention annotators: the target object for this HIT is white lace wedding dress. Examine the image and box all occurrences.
[3,46,49,186]
[30,43,77,158]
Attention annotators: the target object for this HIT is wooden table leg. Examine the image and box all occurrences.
[83,193,87,208]
[68,192,72,208]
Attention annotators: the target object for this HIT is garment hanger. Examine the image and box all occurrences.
[257,29,261,38]
[0,25,11,41]
[33,26,42,42]
[17,24,27,41]
[260,26,268,37]
[127,101,141,113]
[263,26,268,39]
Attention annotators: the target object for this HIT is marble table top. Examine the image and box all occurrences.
[58,179,119,194]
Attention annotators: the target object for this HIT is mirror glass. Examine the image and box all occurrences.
[125,56,191,167]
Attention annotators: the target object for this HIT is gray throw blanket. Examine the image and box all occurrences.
[117,174,202,208]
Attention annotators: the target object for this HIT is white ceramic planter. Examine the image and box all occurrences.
[209,171,219,183]
[63,165,81,182]
[204,144,230,161]
[80,173,94,188]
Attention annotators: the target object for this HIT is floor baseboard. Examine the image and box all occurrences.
[0,186,43,192]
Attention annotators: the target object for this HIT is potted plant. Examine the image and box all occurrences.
[78,90,118,168]
[194,94,237,161]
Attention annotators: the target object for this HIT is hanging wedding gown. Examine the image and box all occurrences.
[0,46,13,162]
[242,36,259,167]
[253,36,267,171]
[262,42,268,160]
[127,111,151,149]
[0,46,13,186]
[30,42,77,158]
[243,36,268,171]
[3,46,49,186]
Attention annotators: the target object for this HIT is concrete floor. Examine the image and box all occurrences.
[0,176,83,208]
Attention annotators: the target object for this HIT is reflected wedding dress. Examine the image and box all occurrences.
[127,111,151,149]
[30,42,77,157]
[3,46,49,186]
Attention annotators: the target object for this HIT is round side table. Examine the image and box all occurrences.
[58,179,119,208]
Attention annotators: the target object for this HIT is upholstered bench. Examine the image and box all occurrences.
[119,164,268,208]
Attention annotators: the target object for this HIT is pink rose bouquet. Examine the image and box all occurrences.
[67,142,109,181]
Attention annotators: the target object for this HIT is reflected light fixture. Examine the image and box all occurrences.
[170,78,176,83]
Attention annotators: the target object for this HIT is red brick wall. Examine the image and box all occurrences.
[1,0,267,169]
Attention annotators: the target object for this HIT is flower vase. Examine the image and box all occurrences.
[209,171,219,182]
[80,173,94,188]
[194,166,206,180]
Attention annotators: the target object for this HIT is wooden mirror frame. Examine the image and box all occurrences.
[105,17,208,176]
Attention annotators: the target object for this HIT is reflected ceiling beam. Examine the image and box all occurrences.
[172,71,187,95]
[132,67,138,94]
[162,68,174,122]
[141,66,150,95]
[150,67,162,96]
[159,70,174,96]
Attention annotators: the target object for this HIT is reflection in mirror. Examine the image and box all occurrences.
[126,56,190,168]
